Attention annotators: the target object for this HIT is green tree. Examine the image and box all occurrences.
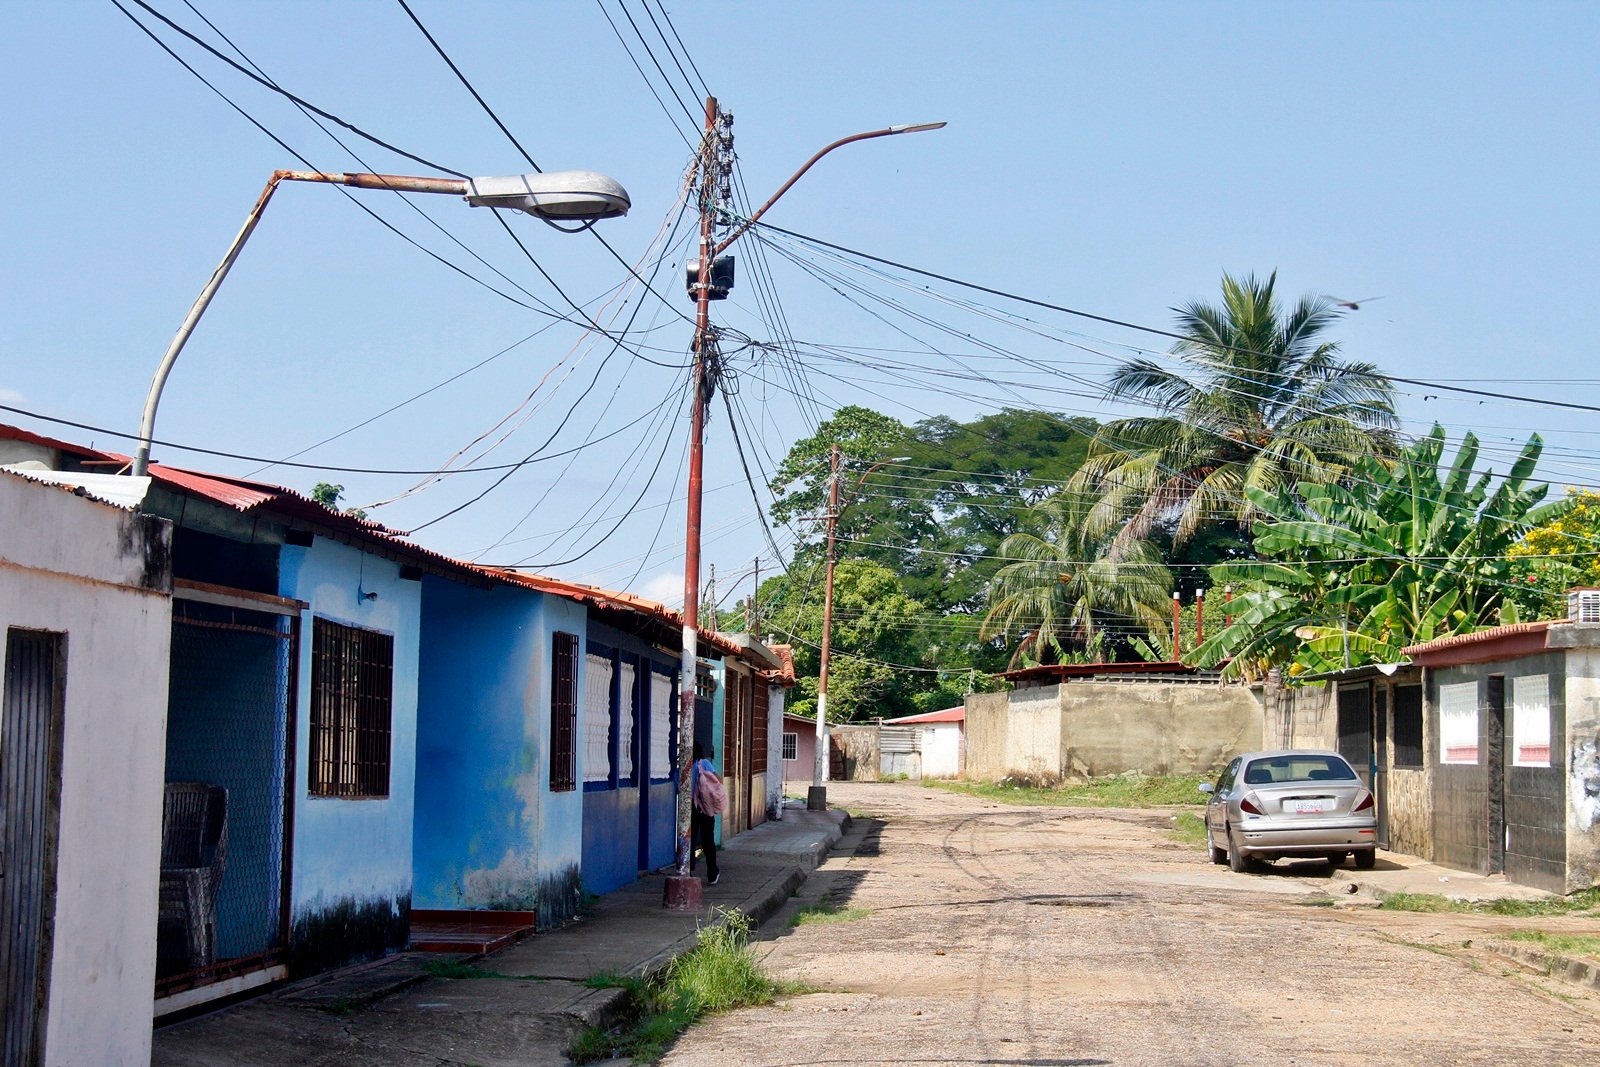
[1190,426,1572,679]
[1071,272,1398,550]
[755,558,949,722]
[310,481,368,520]
[1505,488,1600,619]
[982,491,1173,666]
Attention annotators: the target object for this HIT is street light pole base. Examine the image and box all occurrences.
[806,785,828,811]
[663,874,703,910]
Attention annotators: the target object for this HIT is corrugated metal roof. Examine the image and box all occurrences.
[883,706,965,724]
[1000,660,1197,681]
[485,569,741,655]
[1401,621,1557,656]
[0,466,149,510]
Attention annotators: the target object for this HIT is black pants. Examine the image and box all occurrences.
[691,810,719,880]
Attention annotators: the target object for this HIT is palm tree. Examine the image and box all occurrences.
[982,491,1172,667]
[1073,272,1399,548]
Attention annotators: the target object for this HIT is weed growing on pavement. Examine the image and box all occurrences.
[570,910,796,1064]
[1504,931,1600,958]
[791,902,870,927]
[929,772,1215,808]
[1167,812,1208,846]
[1379,888,1600,917]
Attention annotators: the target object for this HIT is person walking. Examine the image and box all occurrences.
[691,743,724,885]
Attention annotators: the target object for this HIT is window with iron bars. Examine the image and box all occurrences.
[309,618,394,798]
[550,632,579,791]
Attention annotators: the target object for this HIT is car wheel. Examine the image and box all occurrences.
[1354,848,1377,870]
[1325,852,1349,868]
[1207,827,1227,865]
[1226,827,1250,873]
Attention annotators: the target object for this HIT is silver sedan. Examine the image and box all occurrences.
[1200,751,1377,872]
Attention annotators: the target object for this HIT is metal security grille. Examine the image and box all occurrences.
[3,628,64,1067]
[161,597,295,993]
[649,671,673,781]
[309,619,393,798]
[782,732,798,761]
[618,662,637,782]
[550,633,578,792]
[584,654,614,783]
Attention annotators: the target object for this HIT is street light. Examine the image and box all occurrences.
[665,97,942,908]
[810,450,911,810]
[131,167,630,477]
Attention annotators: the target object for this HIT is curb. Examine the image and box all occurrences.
[1483,941,1600,992]
[631,864,807,978]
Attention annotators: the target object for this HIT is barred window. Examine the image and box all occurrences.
[1393,684,1423,768]
[782,732,798,762]
[550,633,578,791]
[752,679,769,774]
[584,653,614,783]
[618,661,637,782]
[650,671,674,780]
[309,618,393,798]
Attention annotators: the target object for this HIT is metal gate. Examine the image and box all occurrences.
[3,628,65,1067]
[158,586,298,997]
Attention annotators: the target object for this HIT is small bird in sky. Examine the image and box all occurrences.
[1328,295,1384,310]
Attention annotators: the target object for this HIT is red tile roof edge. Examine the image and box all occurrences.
[1401,620,1560,657]
[882,706,965,724]
[483,569,742,655]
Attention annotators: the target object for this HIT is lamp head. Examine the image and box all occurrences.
[464,170,631,220]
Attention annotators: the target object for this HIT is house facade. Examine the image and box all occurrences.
[1,470,173,1067]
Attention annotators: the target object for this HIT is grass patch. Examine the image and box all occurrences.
[1168,811,1208,846]
[1504,930,1600,958]
[791,902,870,928]
[1379,887,1600,918]
[571,910,795,1064]
[928,772,1214,808]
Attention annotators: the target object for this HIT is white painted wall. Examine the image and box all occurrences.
[0,473,172,1067]
[765,683,786,819]
[919,723,964,778]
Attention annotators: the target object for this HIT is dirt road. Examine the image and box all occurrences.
[664,782,1597,1066]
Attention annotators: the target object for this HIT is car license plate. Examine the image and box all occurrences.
[1290,800,1328,814]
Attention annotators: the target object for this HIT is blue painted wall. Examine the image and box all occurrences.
[581,620,680,894]
[414,578,589,925]
[279,537,420,960]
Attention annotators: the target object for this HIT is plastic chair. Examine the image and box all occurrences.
[158,782,228,969]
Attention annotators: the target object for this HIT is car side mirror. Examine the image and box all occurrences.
[1198,783,1215,794]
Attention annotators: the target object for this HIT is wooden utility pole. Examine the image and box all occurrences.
[811,443,843,810]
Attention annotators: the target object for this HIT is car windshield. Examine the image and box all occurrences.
[1241,755,1358,785]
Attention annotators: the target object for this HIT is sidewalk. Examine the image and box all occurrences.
[152,804,848,1067]
[1327,848,1558,902]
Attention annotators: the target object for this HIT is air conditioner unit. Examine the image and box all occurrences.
[1568,588,1600,624]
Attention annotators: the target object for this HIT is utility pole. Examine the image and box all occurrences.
[811,443,843,810]
[665,96,731,909]
[661,101,943,908]
[1171,591,1182,660]
[746,556,760,633]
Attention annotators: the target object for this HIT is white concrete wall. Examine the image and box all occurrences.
[0,473,172,1067]
[765,684,786,819]
[1564,648,1600,892]
[920,723,963,778]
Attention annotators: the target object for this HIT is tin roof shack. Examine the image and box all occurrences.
[0,470,172,1067]
[1405,617,1600,894]
[884,707,966,779]
[965,662,1260,783]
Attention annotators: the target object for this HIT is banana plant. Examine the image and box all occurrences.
[1189,425,1573,679]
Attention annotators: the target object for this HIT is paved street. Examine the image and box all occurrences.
[667,783,1598,1067]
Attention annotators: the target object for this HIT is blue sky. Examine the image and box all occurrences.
[4,1,1598,611]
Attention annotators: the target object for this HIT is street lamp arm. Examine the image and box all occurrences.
[712,122,945,257]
